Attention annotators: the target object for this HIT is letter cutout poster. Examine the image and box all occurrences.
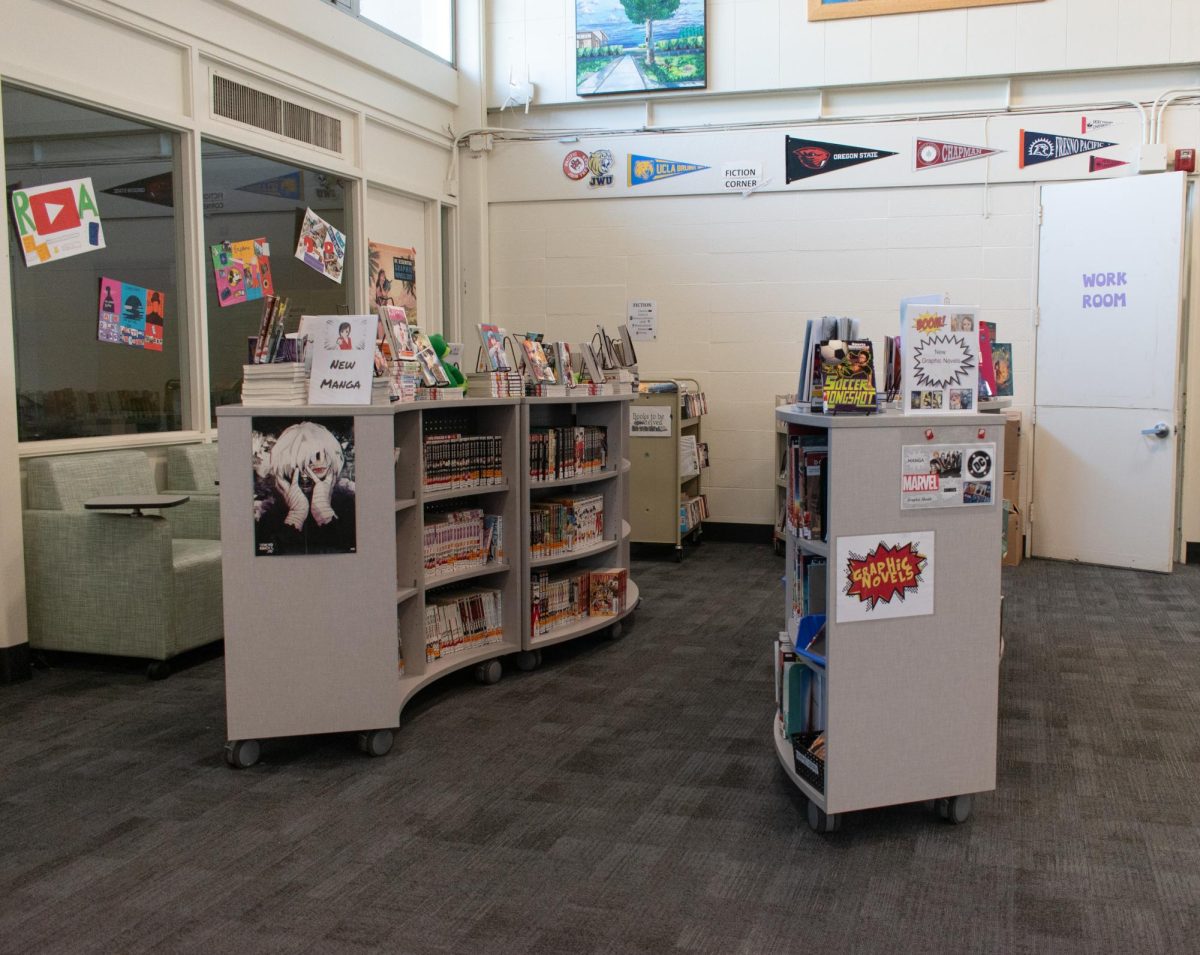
[835,531,935,623]
[11,177,105,266]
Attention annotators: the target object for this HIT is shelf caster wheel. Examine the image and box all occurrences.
[806,800,841,834]
[935,794,972,825]
[603,620,624,641]
[474,659,502,685]
[675,548,683,563]
[357,728,394,758]
[146,660,171,681]
[224,739,260,769]
[515,650,542,672]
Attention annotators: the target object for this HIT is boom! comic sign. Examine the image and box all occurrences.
[836,532,935,623]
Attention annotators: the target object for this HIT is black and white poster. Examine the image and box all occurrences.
[251,416,357,556]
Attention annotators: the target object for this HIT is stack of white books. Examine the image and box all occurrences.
[416,386,466,401]
[467,371,523,398]
[526,382,568,398]
[371,377,392,406]
[241,363,307,405]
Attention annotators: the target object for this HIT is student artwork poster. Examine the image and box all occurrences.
[900,443,997,510]
[368,241,418,324]
[296,208,346,283]
[251,416,357,556]
[902,305,979,414]
[98,277,165,351]
[211,238,274,307]
[11,177,105,267]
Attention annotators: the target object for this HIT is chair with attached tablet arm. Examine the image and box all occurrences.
[22,450,223,679]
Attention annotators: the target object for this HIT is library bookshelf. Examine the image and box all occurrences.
[217,398,523,768]
[774,405,1003,832]
[519,393,639,669]
[630,378,706,561]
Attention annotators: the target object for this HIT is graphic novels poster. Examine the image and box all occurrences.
[211,238,274,307]
[368,242,417,324]
[11,177,105,267]
[98,277,165,351]
[251,416,357,557]
[901,443,997,510]
[902,305,979,413]
[296,207,346,283]
[835,531,934,624]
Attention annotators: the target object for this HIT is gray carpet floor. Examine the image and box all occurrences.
[0,543,1198,954]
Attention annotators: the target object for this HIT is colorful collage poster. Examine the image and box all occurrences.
[98,277,165,351]
[211,238,274,307]
[368,241,417,324]
[900,443,997,510]
[251,416,357,556]
[901,305,980,413]
[11,177,105,267]
[296,208,346,284]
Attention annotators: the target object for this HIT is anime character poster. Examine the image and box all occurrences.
[251,416,357,556]
[98,277,165,350]
[211,238,274,307]
[368,241,417,324]
[296,208,346,284]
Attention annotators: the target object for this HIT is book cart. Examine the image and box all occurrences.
[775,405,1003,832]
[216,398,523,768]
[629,379,705,561]
[517,394,639,670]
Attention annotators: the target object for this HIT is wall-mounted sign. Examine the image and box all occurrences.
[630,405,672,437]
[627,300,657,340]
[720,164,762,191]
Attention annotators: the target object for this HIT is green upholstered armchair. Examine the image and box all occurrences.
[23,450,223,678]
[166,444,219,497]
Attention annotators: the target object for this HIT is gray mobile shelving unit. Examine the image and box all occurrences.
[775,405,1003,832]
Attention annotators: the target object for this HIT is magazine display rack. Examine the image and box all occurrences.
[630,378,706,561]
[774,405,1003,832]
[518,394,638,669]
[216,398,522,768]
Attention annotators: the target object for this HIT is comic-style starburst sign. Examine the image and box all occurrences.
[843,541,927,610]
[911,334,976,389]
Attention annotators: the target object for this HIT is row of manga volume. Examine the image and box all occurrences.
[530,567,628,637]
[423,508,504,580]
[423,587,504,663]
[681,392,708,418]
[680,493,708,534]
[785,434,828,541]
[422,434,504,490]
[528,426,608,482]
[530,493,604,558]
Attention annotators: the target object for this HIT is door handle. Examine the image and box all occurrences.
[1140,422,1171,438]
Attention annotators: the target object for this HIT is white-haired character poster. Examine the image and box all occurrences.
[251,416,357,556]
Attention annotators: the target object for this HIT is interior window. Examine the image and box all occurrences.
[4,85,185,442]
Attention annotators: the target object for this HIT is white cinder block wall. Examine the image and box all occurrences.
[490,183,1038,525]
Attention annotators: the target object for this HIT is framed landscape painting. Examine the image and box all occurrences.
[809,0,1043,20]
[576,0,706,96]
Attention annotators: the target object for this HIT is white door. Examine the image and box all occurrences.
[1033,172,1187,572]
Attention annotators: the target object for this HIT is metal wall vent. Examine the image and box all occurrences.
[212,75,342,154]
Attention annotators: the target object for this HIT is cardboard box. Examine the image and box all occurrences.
[1003,506,1022,567]
[1002,470,1019,508]
[1003,412,1021,472]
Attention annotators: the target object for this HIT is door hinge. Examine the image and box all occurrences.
[1033,306,1040,327]
[1027,500,1033,524]
[1038,205,1044,226]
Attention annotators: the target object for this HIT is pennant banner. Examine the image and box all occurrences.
[786,136,897,183]
[1019,130,1117,169]
[628,154,709,186]
[914,138,1001,171]
[237,172,303,201]
[1089,156,1129,173]
[103,172,174,207]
